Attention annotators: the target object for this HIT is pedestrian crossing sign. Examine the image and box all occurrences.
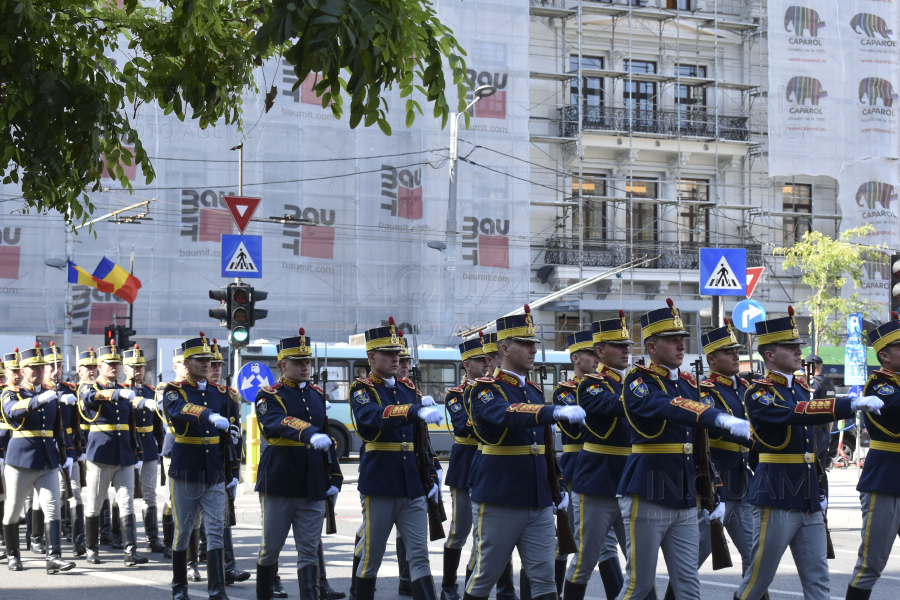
[221,234,262,278]
[699,248,746,296]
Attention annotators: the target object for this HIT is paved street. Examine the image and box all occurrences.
[1,462,897,599]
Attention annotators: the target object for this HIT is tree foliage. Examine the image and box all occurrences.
[1,0,467,224]
[774,225,881,351]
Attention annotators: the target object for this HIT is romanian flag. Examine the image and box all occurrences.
[68,260,114,293]
[92,257,142,304]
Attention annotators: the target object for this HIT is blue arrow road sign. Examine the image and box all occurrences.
[699,248,747,296]
[732,299,766,334]
[237,361,274,403]
[222,234,262,279]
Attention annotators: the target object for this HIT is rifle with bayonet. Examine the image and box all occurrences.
[319,343,338,534]
[805,360,835,560]
[52,374,74,502]
[410,332,447,541]
[539,324,578,555]
[690,357,732,570]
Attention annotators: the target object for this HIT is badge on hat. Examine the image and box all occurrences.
[525,306,536,337]
[389,317,399,345]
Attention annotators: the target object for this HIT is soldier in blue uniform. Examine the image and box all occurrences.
[253,328,342,600]
[615,299,751,600]
[161,333,242,600]
[733,307,880,600]
[350,317,444,600]
[79,341,148,567]
[464,305,586,600]
[844,312,900,600]
[1,344,75,574]
[122,344,167,554]
[564,312,653,600]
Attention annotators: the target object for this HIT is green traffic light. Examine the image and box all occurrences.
[231,327,249,344]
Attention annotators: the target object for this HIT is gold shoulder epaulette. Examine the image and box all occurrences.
[309,383,324,394]
[557,381,577,389]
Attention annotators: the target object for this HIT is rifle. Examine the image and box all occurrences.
[321,412,338,535]
[156,368,167,488]
[221,414,238,528]
[410,332,447,541]
[690,357,732,570]
[54,390,73,501]
[806,361,836,559]
[67,378,87,489]
[539,324,578,555]
[129,377,142,500]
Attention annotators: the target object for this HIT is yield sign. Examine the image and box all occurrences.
[223,195,261,233]
[745,266,765,299]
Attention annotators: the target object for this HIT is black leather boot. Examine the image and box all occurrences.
[532,593,557,600]
[163,509,174,559]
[223,526,250,584]
[85,515,102,564]
[122,514,149,566]
[397,536,412,595]
[63,503,71,540]
[25,507,32,550]
[4,523,22,571]
[318,539,345,600]
[496,560,518,600]
[0,502,4,544]
[440,547,463,600]
[597,558,624,600]
[207,548,229,599]
[411,576,438,600]
[563,580,587,600]
[298,564,320,600]
[519,571,531,600]
[188,528,202,581]
[274,562,289,598]
[461,593,488,600]
[662,582,674,600]
[99,499,112,545]
[31,506,45,554]
[173,549,191,600]
[555,559,566,597]
[846,586,872,600]
[144,507,167,553]
[199,522,208,562]
[349,542,361,600]
[45,520,76,574]
[356,577,377,600]
[111,503,123,550]
[73,505,86,556]
[257,562,277,600]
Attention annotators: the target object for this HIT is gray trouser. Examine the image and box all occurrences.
[445,487,473,550]
[139,460,159,509]
[170,479,226,552]
[615,495,701,600]
[598,526,624,563]
[2,465,61,524]
[355,494,431,580]
[59,460,83,507]
[258,493,325,568]
[735,506,829,600]
[466,503,556,597]
[848,491,900,591]
[567,493,625,583]
[83,460,135,517]
[697,499,754,575]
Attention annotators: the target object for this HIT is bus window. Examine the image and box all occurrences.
[321,360,350,402]
[419,362,457,404]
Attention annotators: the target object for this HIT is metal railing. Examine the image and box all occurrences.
[561,105,750,142]
[544,237,764,269]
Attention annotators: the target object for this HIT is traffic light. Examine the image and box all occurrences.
[891,253,900,313]
[117,325,136,351]
[230,283,252,346]
[209,286,230,328]
[103,326,116,349]
[250,288,268,326]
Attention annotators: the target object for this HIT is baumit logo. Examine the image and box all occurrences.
[784,6,825,40]
[381,164,423,220]
[850,14,894,41]
[465,69,509,120]
[859,77,898,108]
[856,181,897,210]
[785,76,827,113]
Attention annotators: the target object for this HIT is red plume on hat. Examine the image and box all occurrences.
[134,344,140,350]
[892,311,899,321]
[619,309,625,318]
[724,317,731,325]
[524,304,531,313]
[398,329,405,337]
[479,330,484,338]
[787,306,794,316]
[33,341,39,348]
[299,328,305,336]
[666,298,674,307]
[388,316,395,325]
[199,331,205,337]
[87,347,93,352]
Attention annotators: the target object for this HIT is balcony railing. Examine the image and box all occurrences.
[544,237,764,269]
[561,106,750,142]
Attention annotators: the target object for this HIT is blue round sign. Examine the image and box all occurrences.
[237,361,275,402]
[732,299,767,334]
[848,385,864,400]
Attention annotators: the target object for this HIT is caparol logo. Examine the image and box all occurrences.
[282,204,336,260]
[864,252,890,282]
[461,216,510,269]
[785,76,827,113]
[381,164,423,220]
[0,227,21,280]
[856,181,897,210]
[784,6,826,43]
[859,77,899,109]
[851,13,894,46]
[466,69,509,120]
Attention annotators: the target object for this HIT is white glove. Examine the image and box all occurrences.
[419,408,444,425]
[310,433,332,450]
[78,453,86,463]
[553,405,586,425]
[36,390,57,405]
[227,477,238,494]
[209,413,230,431]
[134,461,143,472]
[556,491,570,513]
[325,401,332,412]
[820,496,827,512]
[63,457,73,471]
[852,396,884,415]
[714,414,752,441]
[142,398,157,412]
[118,389,135,401]
[707,502,726,523]
[326,485,339,501]
[61,394,76,406]
[436,469,444,488]
[421,395,436,407]
[230,424,241,445]
[427,483,440,501]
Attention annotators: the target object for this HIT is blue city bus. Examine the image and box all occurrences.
[236,342,576,457]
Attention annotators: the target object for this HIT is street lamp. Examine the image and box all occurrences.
[442,84,497,337]
[44,256,73,379]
